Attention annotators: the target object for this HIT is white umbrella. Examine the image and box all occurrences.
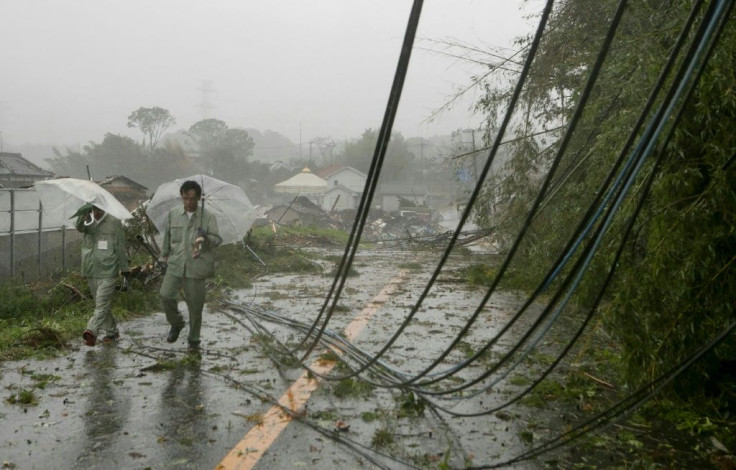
[146,175,256,245]
[34,178,133,225]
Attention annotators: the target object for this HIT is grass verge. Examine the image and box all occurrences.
[0,224,347,363]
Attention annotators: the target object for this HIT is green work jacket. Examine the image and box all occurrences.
[162,206,222,279]
[76,213,129,279]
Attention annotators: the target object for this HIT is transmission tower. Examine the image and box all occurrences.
[197,80,216,120]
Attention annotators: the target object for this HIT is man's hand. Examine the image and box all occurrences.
[193,236,205,258]
[72,202,94,220]
[195,228,207,247]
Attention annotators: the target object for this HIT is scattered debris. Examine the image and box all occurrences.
[59,282,88,300]
[261,197,492,248]
[334,420,350,432]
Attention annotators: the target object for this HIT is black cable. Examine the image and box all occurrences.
[289,0,425,362]
[472,321,736,469]
[302,0,557,386]
[406,0,712,394]
[388,0,736,421]
[397,0,630,389]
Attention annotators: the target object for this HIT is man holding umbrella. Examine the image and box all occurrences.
[76,204,130,346]
[160,180,223,353]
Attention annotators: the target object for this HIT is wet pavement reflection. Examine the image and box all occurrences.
[78,346,130,467]
[159,361,208,468]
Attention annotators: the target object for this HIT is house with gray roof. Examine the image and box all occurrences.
[98,175,148,212]
[0,152,53,188]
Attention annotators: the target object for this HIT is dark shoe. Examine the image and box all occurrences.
[101,333,120,344]
[167,325,183,343]
[82,330,96,347]
[187,342,200,354]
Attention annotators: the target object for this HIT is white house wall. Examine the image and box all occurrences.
[322,187,355,211]
[326,168,366,193]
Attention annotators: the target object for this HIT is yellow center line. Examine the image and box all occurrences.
[216,269,409,470]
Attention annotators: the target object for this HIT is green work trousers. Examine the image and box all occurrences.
[86,277,118,338]
[160,274,206,346]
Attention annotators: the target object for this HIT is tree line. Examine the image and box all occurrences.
[45,107,461,204]
[45,108,260,196]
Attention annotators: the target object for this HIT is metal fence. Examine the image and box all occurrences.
[0,188,82,283]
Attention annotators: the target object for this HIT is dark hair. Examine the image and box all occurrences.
[180,180,202,197]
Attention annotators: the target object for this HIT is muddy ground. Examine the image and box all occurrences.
[0,245,730,469]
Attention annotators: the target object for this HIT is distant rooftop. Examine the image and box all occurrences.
[0,152,53,177]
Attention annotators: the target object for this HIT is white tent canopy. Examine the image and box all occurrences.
[274,167,327,194]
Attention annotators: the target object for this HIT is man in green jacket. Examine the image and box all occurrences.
[76,204,129,346]
[160,180,222,353]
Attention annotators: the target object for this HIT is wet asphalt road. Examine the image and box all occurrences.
[0,246,547,470]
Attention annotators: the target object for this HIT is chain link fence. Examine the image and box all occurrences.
[0,188,82,283]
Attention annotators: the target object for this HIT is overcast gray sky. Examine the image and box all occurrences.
[0,1,540,148]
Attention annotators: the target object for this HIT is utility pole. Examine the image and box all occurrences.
[462,129,478,182]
